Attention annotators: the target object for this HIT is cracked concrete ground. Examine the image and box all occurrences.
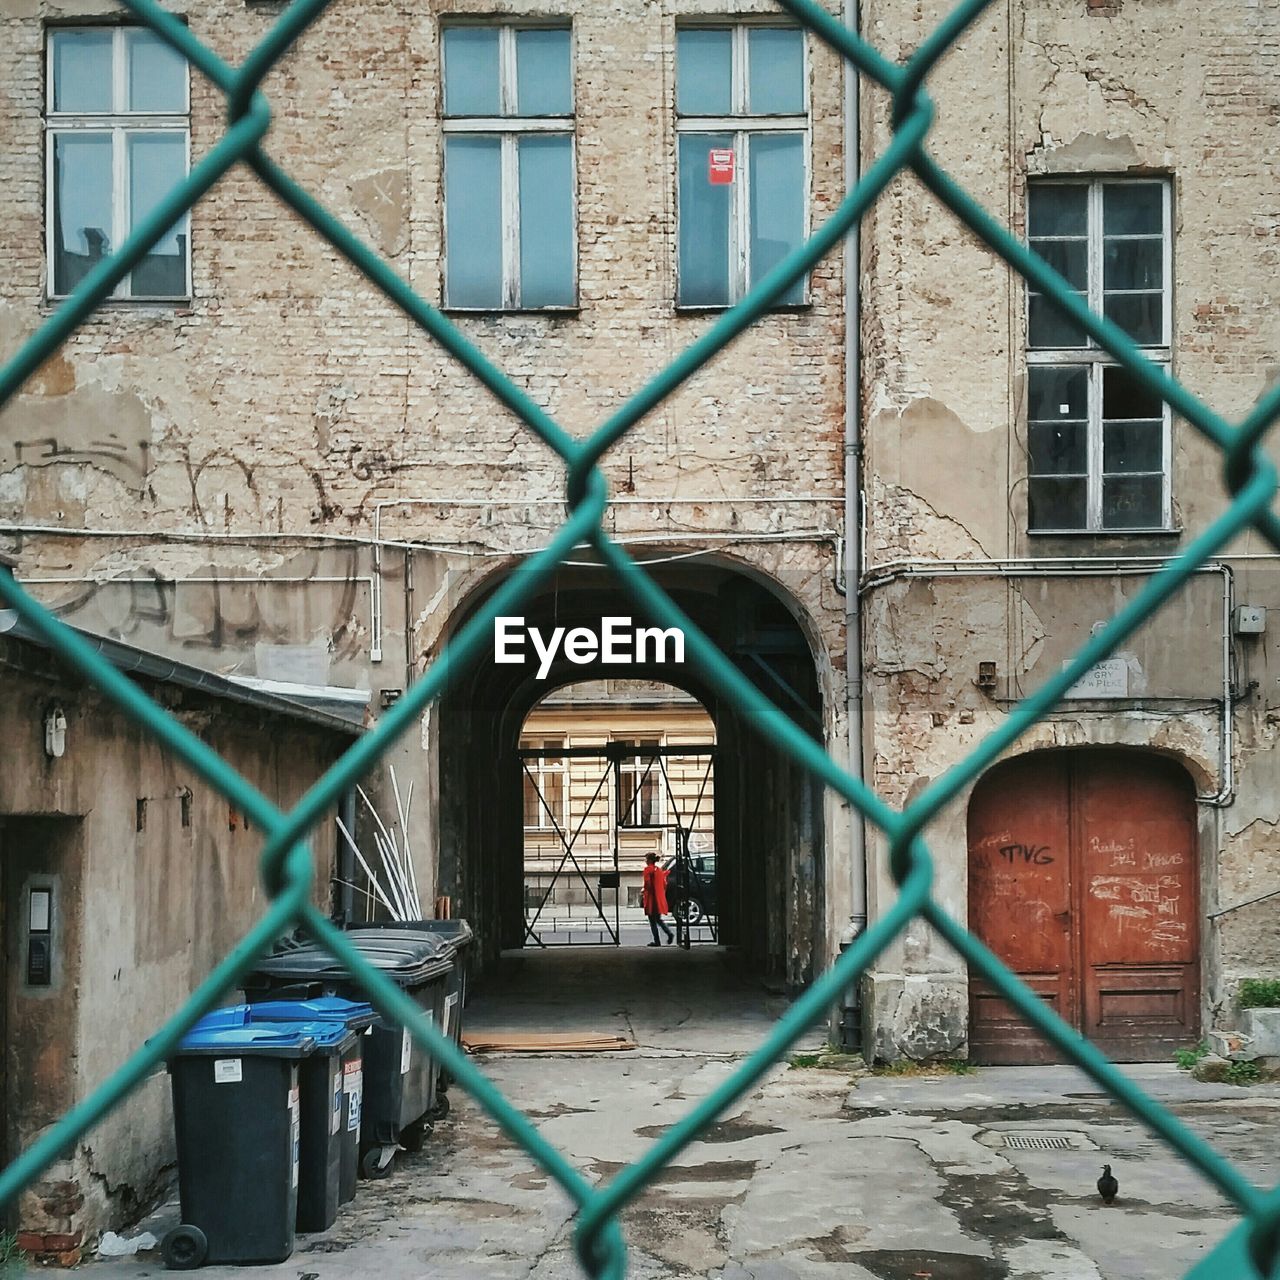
[93,950,1280,1279]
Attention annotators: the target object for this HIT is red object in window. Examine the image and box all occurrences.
[708,148,735,185]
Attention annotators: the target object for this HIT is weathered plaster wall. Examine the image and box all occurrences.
[0,0,853,955]
[7,0,1272,1065]
[0,637,348,1248]
[0,0,848,528]
[860,0,1280,1057]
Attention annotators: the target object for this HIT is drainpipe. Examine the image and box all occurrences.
[835,0,867,1051]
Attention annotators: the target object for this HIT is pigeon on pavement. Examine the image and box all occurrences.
[1097,1164,1119,1205]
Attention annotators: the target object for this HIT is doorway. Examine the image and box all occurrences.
[967,749,1199,1064]
[436,560,826,987]
[519,741,716,948]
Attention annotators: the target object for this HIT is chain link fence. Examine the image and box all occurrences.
[1,0,1278,1275]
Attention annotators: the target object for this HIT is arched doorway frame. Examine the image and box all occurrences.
[429,550,836,988]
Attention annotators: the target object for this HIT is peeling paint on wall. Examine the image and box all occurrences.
[347,167,410,259]
[0,384,153,491]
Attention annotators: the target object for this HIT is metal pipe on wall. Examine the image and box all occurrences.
[831,0,867,1051]
[858,558,1235,808]
[5,522,846,680]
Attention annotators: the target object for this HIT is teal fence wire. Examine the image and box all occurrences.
[2,1,1279,1275]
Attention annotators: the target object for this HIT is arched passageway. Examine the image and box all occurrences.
[436,560,826,990]
[967,749,1200,1064]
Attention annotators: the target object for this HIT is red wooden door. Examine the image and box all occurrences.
[1077,758,1199,1059]
[967,751,1198,1064]
[968,753,1077,1065]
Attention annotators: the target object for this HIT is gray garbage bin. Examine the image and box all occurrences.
[245,934,451,1177]
[344,921,473,1101]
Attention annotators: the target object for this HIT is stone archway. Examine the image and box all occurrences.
[436,559,828,990]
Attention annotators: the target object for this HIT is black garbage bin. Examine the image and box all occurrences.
[245,934,451,1178]
[249,997,375,1207]
[344,921,473,1100]
[162,1019,315,1269]
[291,1020,355,1233]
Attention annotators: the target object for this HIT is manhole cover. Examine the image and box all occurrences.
[1003,1133,1075,1151]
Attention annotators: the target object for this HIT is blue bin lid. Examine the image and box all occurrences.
[290,1020,358,1052]
[175,1023,316,1058]
[250,997,375,1031]
[193,1004,252,1030]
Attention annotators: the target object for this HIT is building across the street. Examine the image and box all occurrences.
[520,679,716,935]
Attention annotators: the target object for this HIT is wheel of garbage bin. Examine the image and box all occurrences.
[361,1147,395,1180]
[429,1092,452,1121]
[399,1118,434,1153]
[161,1224,208,1270]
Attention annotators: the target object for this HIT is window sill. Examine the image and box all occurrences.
[1027,527,1183,537]
[43,297,194,314]
[443,306,581,317]
[674,302,812,315]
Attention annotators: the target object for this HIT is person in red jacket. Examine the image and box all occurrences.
[642,852,674,946]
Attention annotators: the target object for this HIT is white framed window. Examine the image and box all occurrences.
[522,740,567,830]
[1026,178,1173,533]
[441,24,576,310]
[618,740,664,828]
[676,24,809,308]
[45,26,190,300]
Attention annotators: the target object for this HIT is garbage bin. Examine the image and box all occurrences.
[344,921,473,1101]
[249,997,375,1207]
[245,934,451,1178]
[291,1021,355,1233]
[162,1018,315,1269]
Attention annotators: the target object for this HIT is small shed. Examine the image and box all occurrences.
[0,604,360,1260]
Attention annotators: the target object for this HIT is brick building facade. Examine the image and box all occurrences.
[0,0,1277,1101]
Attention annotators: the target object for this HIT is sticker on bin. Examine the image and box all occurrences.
[344,1063,363,1134]
[331,1067,343,1136]
[213,1058,242,1084]
[401,1028,412,1074]
[443,994,459,1040]
[290,1088,301,1188]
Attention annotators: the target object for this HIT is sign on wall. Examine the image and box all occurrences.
[1062,657,1130,699]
